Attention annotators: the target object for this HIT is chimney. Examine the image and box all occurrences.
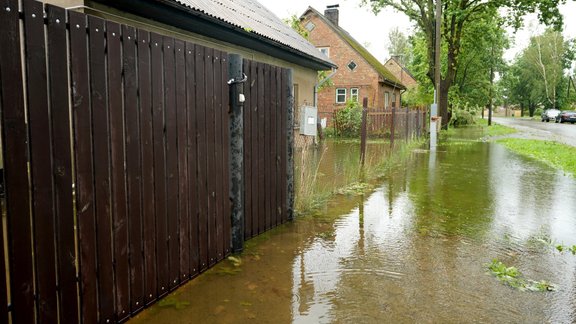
[324,4,339,26]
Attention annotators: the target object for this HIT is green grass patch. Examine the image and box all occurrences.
[476,118,517,137]
[496,138,576,176]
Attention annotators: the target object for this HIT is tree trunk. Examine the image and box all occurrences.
[439,79,450,128]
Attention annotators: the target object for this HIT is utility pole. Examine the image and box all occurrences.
[430,0,441,150]
[488,44,494,126]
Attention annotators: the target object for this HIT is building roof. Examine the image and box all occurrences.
[385,56,417,82]
[95,0,336,70]
[303,7,405,90]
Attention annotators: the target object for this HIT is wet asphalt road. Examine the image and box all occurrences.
[492,117,576,147]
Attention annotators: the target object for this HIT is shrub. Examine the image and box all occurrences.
[334,100,362,137]
[449,109,475,127]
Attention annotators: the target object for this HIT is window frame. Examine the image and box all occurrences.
[318,47,330,58]
[336,88,347,104]
[350,88,359,102]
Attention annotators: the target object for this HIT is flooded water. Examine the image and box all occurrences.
[132,130,576,323]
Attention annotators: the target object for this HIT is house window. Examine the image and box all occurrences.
[385,92,390,108]
[392,93,397,108]
[305,21,316,31]
[318,47,330,57]
[336,88,346,103]
[347,60,357,71]
[350,88,359,102]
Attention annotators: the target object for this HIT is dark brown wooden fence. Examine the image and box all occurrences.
[242,59,289,239]
[0,0,291,322]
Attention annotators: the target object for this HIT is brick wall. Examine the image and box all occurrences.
[385,59,418,89]
[303,10,402,120]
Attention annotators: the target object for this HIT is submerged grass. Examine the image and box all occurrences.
[294,137,426,216]
[496,138,576,176]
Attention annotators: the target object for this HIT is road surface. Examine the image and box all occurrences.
[492,117,576,147]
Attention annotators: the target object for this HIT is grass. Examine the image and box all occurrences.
[294,137,426,216]
[476,118,517,137]
[496,138,576,177]
[487,259,555,292]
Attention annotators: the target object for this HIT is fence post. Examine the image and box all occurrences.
[286,69,295,221]
[390,108,396,148]
[228,54,244,252]
[360,97,368,166]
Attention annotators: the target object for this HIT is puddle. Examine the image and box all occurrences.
[131,133,576,323]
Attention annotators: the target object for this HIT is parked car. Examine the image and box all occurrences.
[541,109,560,122]
[555,110,576,124]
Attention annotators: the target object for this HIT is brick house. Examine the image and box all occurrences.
[301,5,406,121]
[384,56,418,89]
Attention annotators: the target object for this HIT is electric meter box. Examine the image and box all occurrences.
[299,106,317,136]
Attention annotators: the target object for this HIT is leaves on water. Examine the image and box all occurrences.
[487,259,555,292]
[335,182,372,196]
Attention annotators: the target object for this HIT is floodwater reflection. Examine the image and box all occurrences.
[131,138,576,324]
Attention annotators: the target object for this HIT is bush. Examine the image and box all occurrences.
[449,109,475,127]
[534,108,543,117]
[334,100,363,137]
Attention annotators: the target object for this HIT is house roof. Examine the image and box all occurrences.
[94,0,336,70]
[303,7,405,90]
[385,56,417,82]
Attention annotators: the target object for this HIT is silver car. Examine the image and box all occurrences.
[541,109,560,122]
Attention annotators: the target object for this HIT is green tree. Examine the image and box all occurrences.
[387,27,413,65]
[363,0,568,127]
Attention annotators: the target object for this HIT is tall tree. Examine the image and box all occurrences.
[387,27,413,65]
[363,0,568,127]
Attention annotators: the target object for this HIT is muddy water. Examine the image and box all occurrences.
[131,133,576,323]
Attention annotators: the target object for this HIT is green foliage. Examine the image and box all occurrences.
[449,109,476,127]
[477,119,517,137]
[334,100,363,137]
[496,138,576,176]
[487,259,555,292]
[387,27,412,65]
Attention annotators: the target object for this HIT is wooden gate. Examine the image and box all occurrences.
[242,59,290,239]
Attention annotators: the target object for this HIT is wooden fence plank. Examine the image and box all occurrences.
[275,67,282,226]
[195,45,208,271]
[163,36,180,290]
[186,42,200,277]
[213,51,224,260]
[263,64,271,231]
[221,54,231,255]
[204,47,217,266]
[257,63,265,234]
[107,21,130,321]
[69,11,98,323]
[269,67,278,227]
[250,61,259,237]
[123,25,144,313]
[137,30,157,305]
[150,33,169,297]
[242,59,252,239]
[46,5,79,323]
[175,40,190,282]
[280,68,288,223]
[23,1,58,322]
[88,17,115,323]
[0,0,35,322]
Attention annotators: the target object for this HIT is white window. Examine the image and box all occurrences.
[350,88,359,102]
[392,93,397,108]
[385,92,390,108]
[336,88,346,103]
[305,21,316,31]
[318,47,330,58]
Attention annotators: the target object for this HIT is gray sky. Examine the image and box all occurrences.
[257,0,576,64]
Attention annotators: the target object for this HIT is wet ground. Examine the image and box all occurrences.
[131,129,576,323]
[493,117,576,147]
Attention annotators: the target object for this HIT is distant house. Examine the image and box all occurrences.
[300,5,405,120]
[384,56,418,89]
[45,0,336,111]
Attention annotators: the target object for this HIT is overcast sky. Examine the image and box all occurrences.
[257,0,576,64]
